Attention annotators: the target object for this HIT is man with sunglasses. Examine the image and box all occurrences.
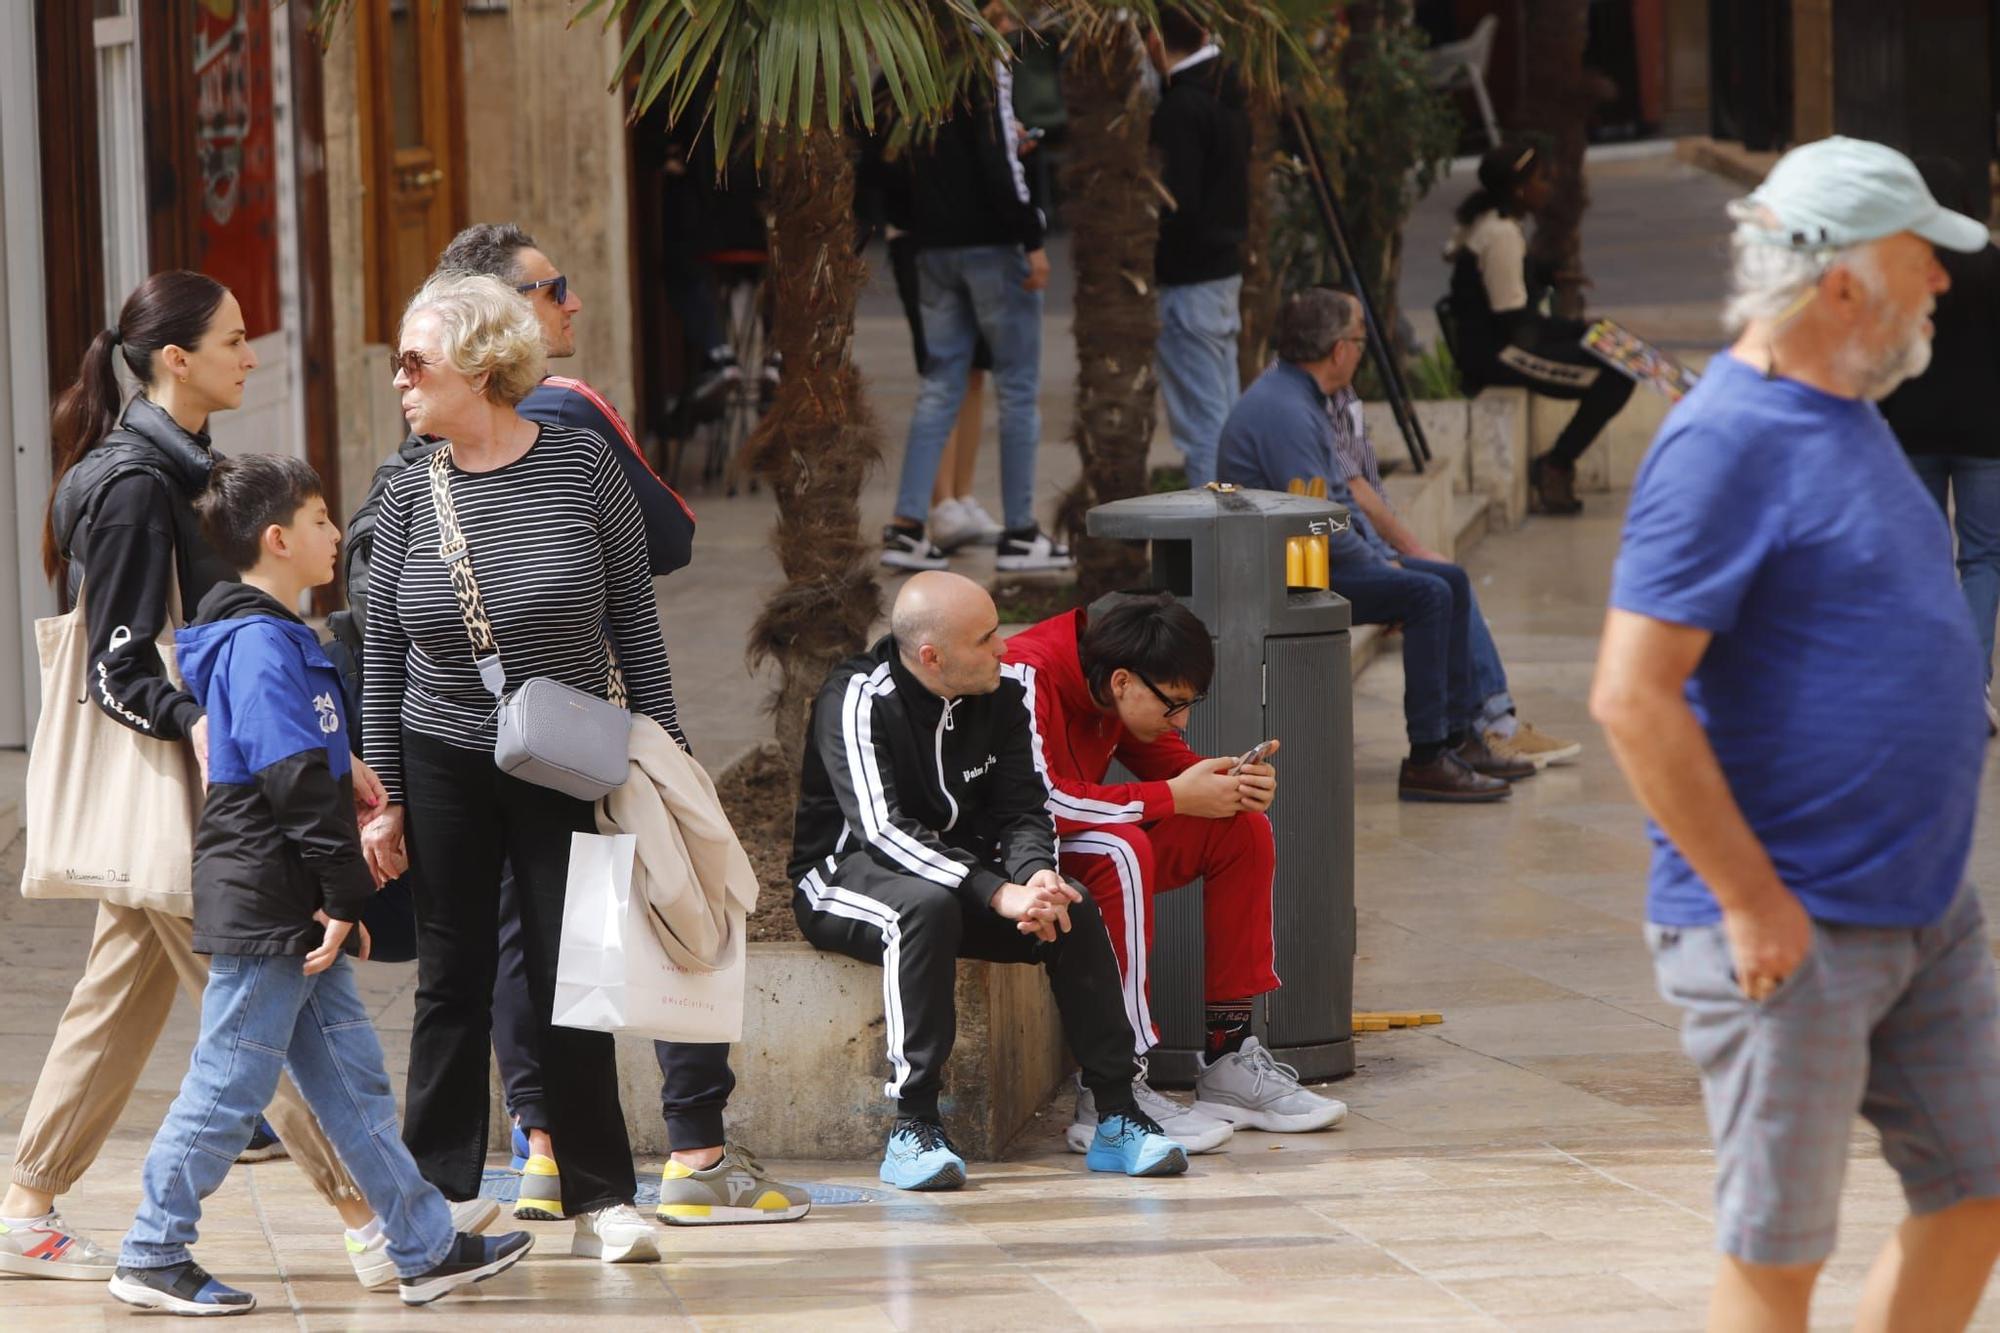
[1219,289,1533,803]
[1003,593,1347,1151]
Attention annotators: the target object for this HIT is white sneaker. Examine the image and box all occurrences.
[1193,1037,1348,1133]
[956,496,1005,546]
[928,498,984,553]
[1066,1069,1233,1154]
[572,1203,659,1264]
[347,1197,503,1290]
[995,526,1074,572]
[0,1209,114,1280]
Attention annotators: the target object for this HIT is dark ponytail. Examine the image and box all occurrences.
[43,271,227,581]
[1455,140,1541,227]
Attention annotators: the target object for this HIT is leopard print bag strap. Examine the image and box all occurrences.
[426,446,507,698]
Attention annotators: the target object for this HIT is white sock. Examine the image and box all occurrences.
[344,1216,384,1244]
[0,1212,51,1228]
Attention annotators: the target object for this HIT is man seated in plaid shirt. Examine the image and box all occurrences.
[1322,356,1580,773]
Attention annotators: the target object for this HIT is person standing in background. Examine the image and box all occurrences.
[1880,157,2000,731]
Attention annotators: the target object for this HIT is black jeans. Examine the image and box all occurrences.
[1484,316,1636,465]
[399,730,635,1214]
[1332,556,1481,747]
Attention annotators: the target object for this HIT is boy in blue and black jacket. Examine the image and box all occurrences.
[108,455,533,1318]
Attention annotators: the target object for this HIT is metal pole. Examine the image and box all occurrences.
[1285,103,1434,472]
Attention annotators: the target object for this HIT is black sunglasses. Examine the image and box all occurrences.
[517,274,569,305]
[1133,668,1204,720]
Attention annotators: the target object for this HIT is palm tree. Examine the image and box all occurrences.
[1051,4,1299,601]
[1517,0,1596,319]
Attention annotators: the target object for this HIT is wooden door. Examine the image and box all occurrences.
[357,0,465,343]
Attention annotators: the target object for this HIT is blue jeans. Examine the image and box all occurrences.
[1156,276,1243,488]
[1908,454,2000,683]
[893,246,1043,531]
[1467,591,1515,728]
[1333,555,1483,746]
[121,954,454,1279]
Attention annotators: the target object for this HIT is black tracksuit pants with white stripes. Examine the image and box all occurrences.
[795,852,1140,1123]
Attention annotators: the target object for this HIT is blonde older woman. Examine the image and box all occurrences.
[359,274,678,1264]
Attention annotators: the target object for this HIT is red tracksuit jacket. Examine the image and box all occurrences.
[1001,609,1201,833]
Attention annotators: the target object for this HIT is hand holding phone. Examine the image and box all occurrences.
[1230,739,1278,774]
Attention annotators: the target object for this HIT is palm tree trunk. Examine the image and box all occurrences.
[747,125,881,769]
[1237,97,1283,387]
[1520,0,1595,319]
[1058,18,1158,602]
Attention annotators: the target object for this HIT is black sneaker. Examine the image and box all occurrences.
[234,1117,286,1164]
[108,1260,256,1315]
[882,524,949,571]
[689,349,742,419]
[995,526,1074,573]
[398,1230,534,1307]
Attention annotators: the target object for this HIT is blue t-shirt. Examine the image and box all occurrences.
[1611,352,1985,927]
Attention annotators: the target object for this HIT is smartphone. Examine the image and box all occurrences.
[1229,739,1277,774]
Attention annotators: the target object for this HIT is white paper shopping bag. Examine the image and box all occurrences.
[553,832,745,1043]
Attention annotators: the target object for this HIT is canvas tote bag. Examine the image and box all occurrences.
[21,576,202,917]
[553,832,746,1044]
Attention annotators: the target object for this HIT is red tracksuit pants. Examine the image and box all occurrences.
[1058,812,1280,1055]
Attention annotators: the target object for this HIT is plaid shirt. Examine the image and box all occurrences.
[1326,386,1398,560]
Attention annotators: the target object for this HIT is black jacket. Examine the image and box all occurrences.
[909,61,1044,253]
[179,582,373,957]
[1882,244,2000,458]
[789,637,1058,909]
[49,396,229,741]
[1152,53,1251,285]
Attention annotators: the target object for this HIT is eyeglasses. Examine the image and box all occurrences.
[516,274,568,305]
[388,348,435,383]
[1133,668,1204,720]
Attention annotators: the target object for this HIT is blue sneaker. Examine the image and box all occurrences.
[235,1117,286,1164]
[878,1117,966,1191]
[109,1260,256,1315]
[508,1121,531,1173]
[398,1230,534,1306]
[1085,1107,1189,1177]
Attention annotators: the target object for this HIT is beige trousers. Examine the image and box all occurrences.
[10,901,361,1203]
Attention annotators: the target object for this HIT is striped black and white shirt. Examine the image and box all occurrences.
[360,423,682,803]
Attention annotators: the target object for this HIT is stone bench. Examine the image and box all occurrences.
[493,943,1065,1162]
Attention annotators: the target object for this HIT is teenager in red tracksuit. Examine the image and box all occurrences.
[1003,598,1278,1058]
[1004,595,1347,1145]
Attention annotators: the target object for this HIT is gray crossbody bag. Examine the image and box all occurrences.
[427,446,632,802]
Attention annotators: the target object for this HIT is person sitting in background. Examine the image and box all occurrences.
[1324,375,1579,769]
[1444,141,1634,515]
[1004,594,1348,1155]
[789,572,1189,1189]
[1218,289,1536,803]
[1880,156,2000,731]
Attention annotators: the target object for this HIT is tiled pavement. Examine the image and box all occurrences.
[6,499,1998,1329]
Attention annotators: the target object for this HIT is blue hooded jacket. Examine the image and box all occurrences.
[177,581,372,956]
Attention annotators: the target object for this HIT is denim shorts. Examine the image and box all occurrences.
[1648,882,2000,1266]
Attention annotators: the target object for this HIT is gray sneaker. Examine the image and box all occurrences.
[0,1209,115,1280]
[1066,1068,1234,1154]
[656,1145,811,1225]
[1192,1037,1348,1133]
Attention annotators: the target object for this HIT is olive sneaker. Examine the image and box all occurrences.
[656,1145,811,1225]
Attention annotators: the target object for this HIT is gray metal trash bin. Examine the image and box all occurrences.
[1085,485,1355,1085]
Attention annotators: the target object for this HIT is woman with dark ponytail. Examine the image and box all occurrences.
[1444,141,1633,515]
[1,274,468,1286]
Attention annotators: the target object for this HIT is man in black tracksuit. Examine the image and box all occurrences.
[1148,5,1252,488]
[791,572,1187,1189]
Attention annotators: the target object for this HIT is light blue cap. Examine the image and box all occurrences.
[1742,135,1989,254]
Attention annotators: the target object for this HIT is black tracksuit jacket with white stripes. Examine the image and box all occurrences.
[789,637,1058,908]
